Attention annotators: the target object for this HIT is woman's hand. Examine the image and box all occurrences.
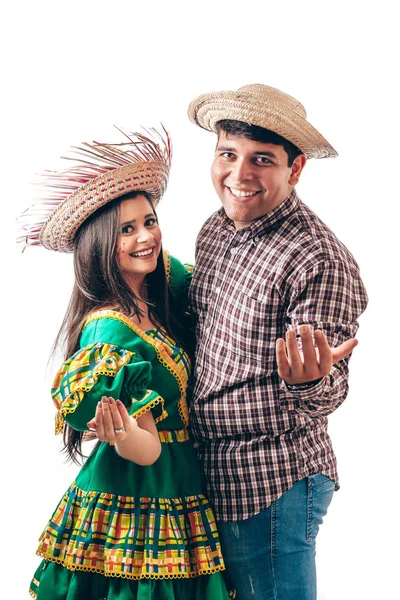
[87,396,137,444]
[87,396,161,465]
[276,325,358,385]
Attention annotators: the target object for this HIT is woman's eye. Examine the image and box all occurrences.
[146,218,157,226]
[121,225,134,234]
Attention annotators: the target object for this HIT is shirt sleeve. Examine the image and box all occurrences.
[278,259,368,417]
[51,342,167,434]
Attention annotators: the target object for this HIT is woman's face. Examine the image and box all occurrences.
[116,194,162,292]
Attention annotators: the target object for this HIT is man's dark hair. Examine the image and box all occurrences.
[216,120,303,167]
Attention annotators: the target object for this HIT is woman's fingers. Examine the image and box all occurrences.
[100,397,116,439]
[87,397,129,442]
[116,399,138,431]
[107,398,125,432]
[94,399,105,439]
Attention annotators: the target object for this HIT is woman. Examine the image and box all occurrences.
[20,128,231,599]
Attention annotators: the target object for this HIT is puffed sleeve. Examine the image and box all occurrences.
[52,342,167,434]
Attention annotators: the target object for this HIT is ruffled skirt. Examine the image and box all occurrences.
[29,482,231,599]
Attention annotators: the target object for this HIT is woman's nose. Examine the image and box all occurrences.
[136,228,154,243]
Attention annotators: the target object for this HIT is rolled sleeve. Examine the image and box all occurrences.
[279,260,367,417]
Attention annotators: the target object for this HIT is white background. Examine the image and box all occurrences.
[3,1,399,599]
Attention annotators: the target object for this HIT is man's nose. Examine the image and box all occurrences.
[231,158,254,182]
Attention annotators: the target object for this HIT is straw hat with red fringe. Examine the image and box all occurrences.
[18,126,171,253]
[188,84,337,159]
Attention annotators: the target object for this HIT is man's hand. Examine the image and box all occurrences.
[276,325,358,385]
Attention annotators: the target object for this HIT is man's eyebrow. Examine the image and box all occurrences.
[216,145,278,159]
[253,151,277,158]
[216,145,237,152]
[121,213,154,227]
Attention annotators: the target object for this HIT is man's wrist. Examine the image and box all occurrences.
[285,377,323,391]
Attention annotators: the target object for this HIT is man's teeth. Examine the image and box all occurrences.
[229,188,259,198]
[131,248,153,257]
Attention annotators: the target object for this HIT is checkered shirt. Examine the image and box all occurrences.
[188,191,368,522]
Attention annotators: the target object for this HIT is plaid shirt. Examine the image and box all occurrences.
[188,190,368,521]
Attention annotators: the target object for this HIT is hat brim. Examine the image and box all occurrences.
[40,161,169,252]
[188,91,337,159]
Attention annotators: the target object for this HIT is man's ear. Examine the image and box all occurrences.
[288,154,306,185]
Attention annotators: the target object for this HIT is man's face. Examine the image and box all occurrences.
[211,132,306,229]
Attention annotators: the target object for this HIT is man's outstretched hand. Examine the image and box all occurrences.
[276,325,358,385]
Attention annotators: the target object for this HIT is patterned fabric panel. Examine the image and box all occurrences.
[146,328,190,380]
[36,483,225,579]
[52,343,134,434]
[158,428,190,443]
[146,328,190,427]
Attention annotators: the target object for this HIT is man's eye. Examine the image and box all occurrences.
[221,152,234,159]
[255,157,272,165]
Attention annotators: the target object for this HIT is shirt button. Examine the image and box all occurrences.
[215,287,221,293]
[230,247,238,254]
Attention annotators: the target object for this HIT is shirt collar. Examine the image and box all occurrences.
[218,190,299,239]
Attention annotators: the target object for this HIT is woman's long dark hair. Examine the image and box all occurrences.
[53,192,192,464]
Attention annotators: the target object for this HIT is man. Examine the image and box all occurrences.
[187,84,368,599]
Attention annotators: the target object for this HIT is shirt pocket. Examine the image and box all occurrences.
[224,288,279,370]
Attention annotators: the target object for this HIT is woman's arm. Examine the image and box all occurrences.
[87,396,161,465]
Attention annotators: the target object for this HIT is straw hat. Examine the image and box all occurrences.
[188,84,337,159]
[18,127,171,253]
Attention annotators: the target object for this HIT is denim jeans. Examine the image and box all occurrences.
[217,474,335,600]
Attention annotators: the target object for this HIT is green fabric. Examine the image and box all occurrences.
[31,561,231,600]
[76,430,202,497]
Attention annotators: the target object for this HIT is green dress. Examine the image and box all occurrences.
[30,257,231,600]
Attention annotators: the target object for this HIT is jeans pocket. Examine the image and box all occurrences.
[306,473,335,542]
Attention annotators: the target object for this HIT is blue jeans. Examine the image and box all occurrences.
[217,474,335,600]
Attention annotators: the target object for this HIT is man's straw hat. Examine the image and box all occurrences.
[18,127,171,253]
[188,84,337,159]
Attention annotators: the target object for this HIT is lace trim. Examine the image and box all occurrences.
[130,392,168,424]
[35,554,226,580]
[163,249,171,281]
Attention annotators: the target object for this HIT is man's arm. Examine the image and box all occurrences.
[276,260,368,417]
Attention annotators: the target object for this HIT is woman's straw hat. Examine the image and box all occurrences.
[18,127,171,253]
[188,84,337,159]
